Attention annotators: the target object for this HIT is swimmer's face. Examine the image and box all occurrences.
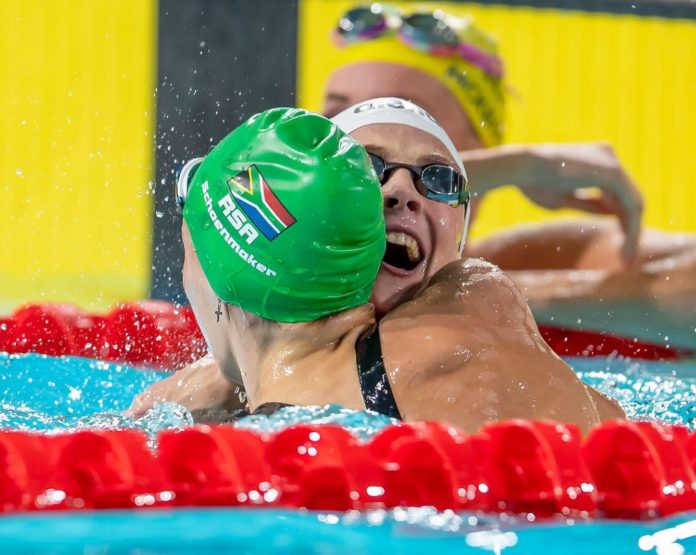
[350,124,466,316]
[324,62,484,151]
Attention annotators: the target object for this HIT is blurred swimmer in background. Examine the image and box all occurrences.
[130,100,623,432]
[323,3,696,348]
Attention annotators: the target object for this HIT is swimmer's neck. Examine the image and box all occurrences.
[236,304,376,412]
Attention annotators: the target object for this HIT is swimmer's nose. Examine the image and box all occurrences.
[382,168,422,213]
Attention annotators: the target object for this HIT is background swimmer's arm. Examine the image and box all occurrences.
[511,244,696,350]
[461,142,643,262]
[124,354,247,418]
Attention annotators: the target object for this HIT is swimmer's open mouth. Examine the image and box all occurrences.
[383,231,423,272]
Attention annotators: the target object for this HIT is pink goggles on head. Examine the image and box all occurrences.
[334,4,504,79]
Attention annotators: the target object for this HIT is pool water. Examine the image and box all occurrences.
[3,352,696,554]
[3,353,696,434]
[1,507,696,555]
[574,356,696,428]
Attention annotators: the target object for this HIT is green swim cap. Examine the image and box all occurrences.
[182,107,385,323]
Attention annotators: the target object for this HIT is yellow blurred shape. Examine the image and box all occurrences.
[298,1,696,239]
[0,0,156,313]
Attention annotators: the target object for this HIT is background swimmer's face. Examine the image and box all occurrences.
[324,62,484,151]
[350,124,466,316]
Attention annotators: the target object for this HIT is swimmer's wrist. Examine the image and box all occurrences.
[460,145,531,195]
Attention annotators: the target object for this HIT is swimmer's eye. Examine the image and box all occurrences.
[367,152,468,207]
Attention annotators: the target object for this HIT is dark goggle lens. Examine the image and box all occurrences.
[338,7,386,40]
[369,153,467,207]
[402,13,458,47]
[369,153,387,181]
[421,165,467,205]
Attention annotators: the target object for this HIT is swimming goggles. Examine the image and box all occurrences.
[368,152,469,207]
[175,157,204,208]
[334,4,504,79]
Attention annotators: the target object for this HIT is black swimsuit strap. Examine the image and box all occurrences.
[355,325,402,420]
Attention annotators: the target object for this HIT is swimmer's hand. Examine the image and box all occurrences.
[124,354,247,418]
[462,143,643,263]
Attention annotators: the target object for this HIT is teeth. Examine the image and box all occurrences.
[387,232,421,263]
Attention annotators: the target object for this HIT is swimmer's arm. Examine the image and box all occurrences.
[458,144,528,193]
[125,354,247,418]
[511,247,696,350]
[461,143,643,262]
[434,261,625,426]
[387,259,605,434]
[587,387,625,421]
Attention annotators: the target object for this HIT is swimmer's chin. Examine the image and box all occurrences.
[371,270,424,318]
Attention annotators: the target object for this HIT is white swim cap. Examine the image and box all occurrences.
[331,97,470,254]
[330,97,466,178]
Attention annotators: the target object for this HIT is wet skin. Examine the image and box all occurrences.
[174,124,623,434]
[181,217,618,435]
[323,63,696,349]
[349,124,466,317]
[324,63,640,269]
[324,62,483,151]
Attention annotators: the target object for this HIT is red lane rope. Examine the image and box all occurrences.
[0,302,207,369]
[538,325,689,361]
[1,419,695,518]
[0,302,689,366]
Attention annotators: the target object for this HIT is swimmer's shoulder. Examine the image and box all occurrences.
[379,259,605,433]
[383,257,532,325]
[380,258,543,369]
[428,256,519,292]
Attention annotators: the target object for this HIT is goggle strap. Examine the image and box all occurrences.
[458,201,471,255]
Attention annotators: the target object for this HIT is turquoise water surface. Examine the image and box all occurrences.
[0,508,695,555]
[3,352,696,433]
[3,352,696,554]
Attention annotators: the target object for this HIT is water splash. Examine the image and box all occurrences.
[571,355,696,428]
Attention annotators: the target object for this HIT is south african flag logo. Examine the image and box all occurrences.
[226,165,297,241]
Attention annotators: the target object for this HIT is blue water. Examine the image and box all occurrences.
[4,353,696,434]
[574,355,696,428]
[3,352,696,554]
[0,508,695,555]
[0,353,398,438]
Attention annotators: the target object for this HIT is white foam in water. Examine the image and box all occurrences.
[571,355,696,428]
[234,403,398,441]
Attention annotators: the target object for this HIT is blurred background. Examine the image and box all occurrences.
[1,0,695,312]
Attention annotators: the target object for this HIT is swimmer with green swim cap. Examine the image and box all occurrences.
[179,106,385,323]
[166,103,623,433]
